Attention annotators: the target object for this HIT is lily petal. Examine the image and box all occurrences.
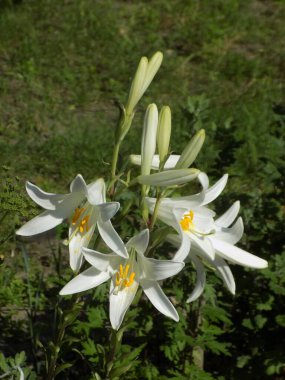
[130,154,180,170]
[139,255,184,281]
[202,174,228,206]
[97,219,128,258]
[215,201,240,228]
[17,192,79,236]
[68,203,98,272]
[214,217,244,245]
[211,239,268,268]
[97,202,120,222]
[190,233,215,260]
[186,254,206,303]
[198,172,209,190]
[60,267,111,295]
[212,256,236,295]
[126,229,149,255]
[87,178,106,205]
[82,247,121,271]
[70,174,88,195]
[109,274,139,330]
[26,181,67,210]
[141,279,179,321]
[172,232,191,262]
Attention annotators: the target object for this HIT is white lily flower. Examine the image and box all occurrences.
[126,52,163,115]
[146,172,228,261]
[60,229,184,330]
[17,175,128,272]
[168,200,268,302]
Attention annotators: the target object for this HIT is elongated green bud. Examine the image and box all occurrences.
[157,106,171,165]
[125,52,163,115]
[175,129,205,169]
[138,168,200,187]
[141,104,158,177]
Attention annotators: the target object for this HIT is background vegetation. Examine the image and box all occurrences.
[0,0,284,378]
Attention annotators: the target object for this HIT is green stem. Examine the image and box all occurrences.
[149,190,162,230]
[111,142,121,179]
[46,294,79,380]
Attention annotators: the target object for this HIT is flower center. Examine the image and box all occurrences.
[116,264,136,288]
[180,210,194,231]
[72,207,90,233]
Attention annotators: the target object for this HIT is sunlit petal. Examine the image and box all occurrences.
[141,279,179,321]
[60,267,111,295]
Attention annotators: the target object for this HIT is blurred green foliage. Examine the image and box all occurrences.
[0,0,284,378]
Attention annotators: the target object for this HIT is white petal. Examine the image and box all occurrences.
[16,210,63,236]
[172,232,191,261]
[164,155,181,169]
[69,204,98,272]
[212,239,268,268]
[141,279,179,321]
[202,174,228,206]
[26,181,67,210]
[215,201,240,228]
[198,172,209,190]
[97,202,120,222]
[212,256,236,294]
[97,219,128,258]
[186,254,206,303]
[214,217,244,245]
[190,234,215,260]
[87,178,106,205]
[109,275,139,330]
[82,247,121,271]
[70,174,88,194]
[167,233,181,248]
[139,255,184,281]
[130,154,180,170]
[17,190,84,237]
[60,267,111,295]
[126,229,149,255]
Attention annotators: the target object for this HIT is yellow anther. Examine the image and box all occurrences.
[124,264,130,278]
[180,210,194,231]
[115,265,136,290]
[79,216,90,233]
[72,207,85,225]
[127,272,135,287]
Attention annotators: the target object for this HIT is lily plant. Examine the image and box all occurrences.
[17,175,128,272]
[60,229,184,330]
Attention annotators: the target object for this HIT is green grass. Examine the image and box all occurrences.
[0,0,285,379]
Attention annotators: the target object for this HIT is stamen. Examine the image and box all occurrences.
[180,210,194,231]
[72,207,85,225]
[114,264,136,292]
[79,216,90,233]
[180,209,215,237]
